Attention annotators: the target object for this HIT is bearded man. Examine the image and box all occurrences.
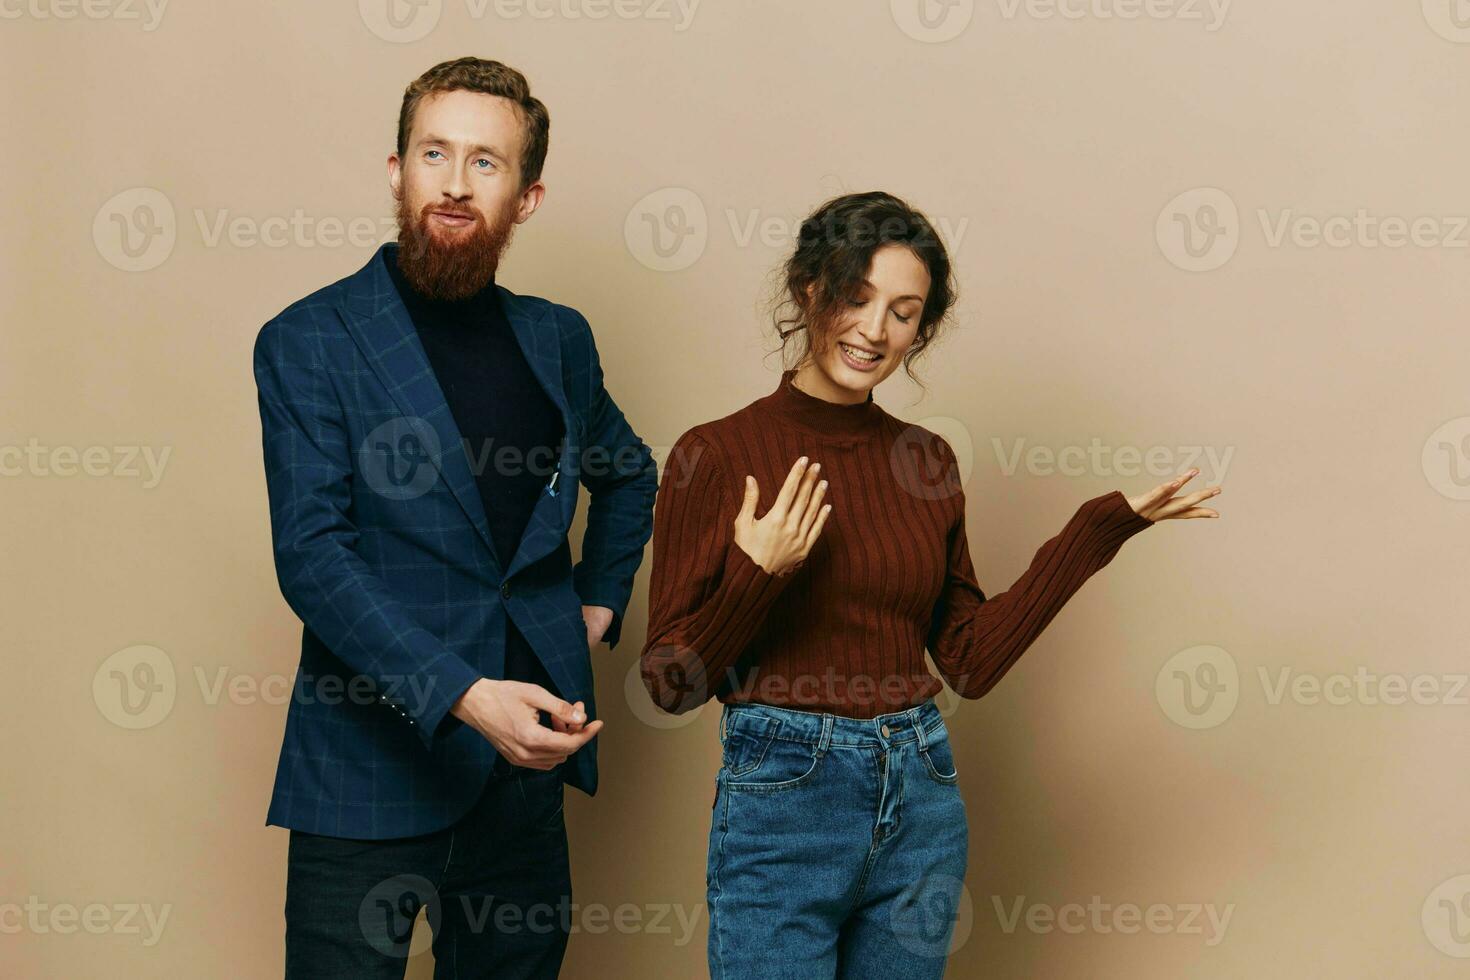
[251,57,657,979]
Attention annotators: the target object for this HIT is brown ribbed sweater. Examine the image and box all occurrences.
[639,368,1156,718]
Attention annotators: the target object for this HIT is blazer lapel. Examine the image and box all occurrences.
[339,246,501,569]
[497,284,578,580]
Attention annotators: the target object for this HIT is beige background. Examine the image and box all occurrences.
[5,1,1470,976]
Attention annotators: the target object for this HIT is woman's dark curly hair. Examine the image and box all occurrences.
[772,191,957,387]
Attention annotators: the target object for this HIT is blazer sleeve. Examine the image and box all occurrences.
[253,316,483,750]
[564,308,658,650]
[639,430,795,714]
[926,439,1156,699]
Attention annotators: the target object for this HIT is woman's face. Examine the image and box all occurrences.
[804,243,930,400]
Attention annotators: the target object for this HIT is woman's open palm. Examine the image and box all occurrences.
[733,456,832,575]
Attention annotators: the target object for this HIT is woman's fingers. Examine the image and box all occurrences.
[798,478,828,537]
[739,456,831,574]
[1152,468,1199,503]
[1151,486,1223,520]
[803,499,832,551]
[789,462,821,524]
[1128,468,1200,517]
[736,474,760,528]
[771,456,810,517]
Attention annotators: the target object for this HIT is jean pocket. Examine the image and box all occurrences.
[720,714,781,778]
[724,729,823,792]
[919,726,960,785]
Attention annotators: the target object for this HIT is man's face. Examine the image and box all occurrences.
[388,89,544,300]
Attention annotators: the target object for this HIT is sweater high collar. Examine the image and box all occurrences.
[760,368,882,438]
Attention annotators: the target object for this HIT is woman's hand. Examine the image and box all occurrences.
[1125,467,1222,521]
[733,456,832,575]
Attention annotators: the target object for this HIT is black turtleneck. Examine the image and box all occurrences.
[385,247,565,773]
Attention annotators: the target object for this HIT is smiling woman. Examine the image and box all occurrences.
[639,189,1219,979]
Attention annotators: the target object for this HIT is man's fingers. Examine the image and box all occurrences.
[505,748,567,769]
[551,700,586,734]
[523,719,603,754]
[520,685,585,727]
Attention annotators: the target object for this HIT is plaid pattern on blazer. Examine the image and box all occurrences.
[253,243,657,839]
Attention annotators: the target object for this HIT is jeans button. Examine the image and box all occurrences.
[880,723,891,738]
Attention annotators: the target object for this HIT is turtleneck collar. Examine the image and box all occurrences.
[757,368,883,439]
[384,242,500,321]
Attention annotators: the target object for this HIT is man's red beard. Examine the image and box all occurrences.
[394,192,519,301]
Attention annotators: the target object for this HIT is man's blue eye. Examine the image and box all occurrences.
[425,150,443,160]
[474,158,493,170]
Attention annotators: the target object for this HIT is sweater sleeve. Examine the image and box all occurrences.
[926,444,1155,700]
[639,430,796,714]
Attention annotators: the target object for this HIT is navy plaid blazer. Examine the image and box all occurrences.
[254,243,657,839]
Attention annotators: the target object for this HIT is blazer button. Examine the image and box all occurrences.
[501,582,511,599]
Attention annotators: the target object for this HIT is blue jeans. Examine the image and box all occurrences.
[706,698,969,979]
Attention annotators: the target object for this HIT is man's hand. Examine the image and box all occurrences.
[449,678,602,770]
[583,604,614,649]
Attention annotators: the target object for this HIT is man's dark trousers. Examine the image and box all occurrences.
[285,765,571,979]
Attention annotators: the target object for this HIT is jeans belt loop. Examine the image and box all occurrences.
[816,713,834,755]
